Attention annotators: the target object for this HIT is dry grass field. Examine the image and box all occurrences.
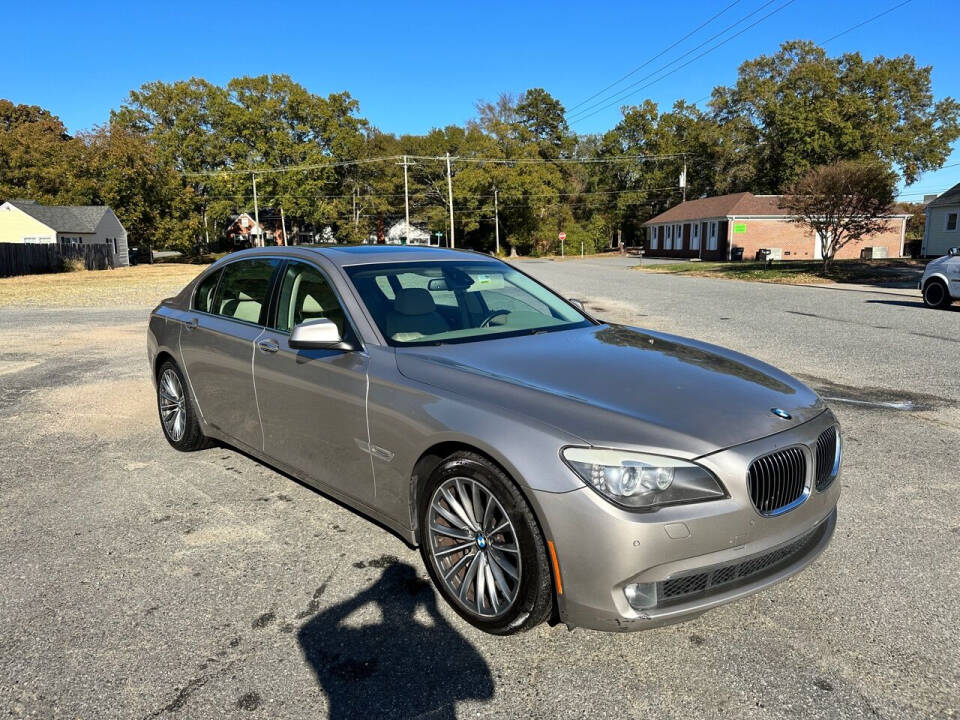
[0,264,206,308]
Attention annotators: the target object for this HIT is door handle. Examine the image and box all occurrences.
[257,339,279,354]
[183,318,198,331]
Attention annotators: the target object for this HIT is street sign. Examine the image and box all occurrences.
[558,232,566,241]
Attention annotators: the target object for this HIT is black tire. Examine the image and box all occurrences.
[156,359,210,451]
[922,279,952,309]
[417,452,554,635]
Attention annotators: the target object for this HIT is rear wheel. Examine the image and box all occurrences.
[923,279,952,309]
[157,360,209,451]
[418,452,553,635]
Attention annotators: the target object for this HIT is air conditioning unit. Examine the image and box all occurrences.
[764,247,783,261]
[860,246,888,260]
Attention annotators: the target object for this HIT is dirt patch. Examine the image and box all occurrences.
[30,377,154,441]
[181,523,270,546]
[1,322,146,356]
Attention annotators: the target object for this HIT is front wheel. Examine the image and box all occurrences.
[923,279,952,309]
[418,452,554,635]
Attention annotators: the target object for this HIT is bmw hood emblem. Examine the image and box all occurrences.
[771,408,792,420]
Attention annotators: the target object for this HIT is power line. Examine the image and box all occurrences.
[566,0,744,113]
[408,153,690,165]
[821,0,913,44]
[567,0,790,123]
[204,187,680,207]
[181,152,693,177]
[203,186,685,204]
[183,156,404,177]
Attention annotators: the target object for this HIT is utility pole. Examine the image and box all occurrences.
[493,187,500,255]
[398,155,413,243]
[252,173,260,247]
[680,157,687,203]
[202,207,210,252]
[445,152,455,248]
[280,206,288,246]
[352,186,358,231]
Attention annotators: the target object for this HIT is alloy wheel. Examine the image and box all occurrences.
[158,368,187,442]
[426,477,522,618]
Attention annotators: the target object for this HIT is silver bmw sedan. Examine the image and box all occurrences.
[147,246,840,635]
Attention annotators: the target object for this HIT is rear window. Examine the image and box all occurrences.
[212,259,279,325]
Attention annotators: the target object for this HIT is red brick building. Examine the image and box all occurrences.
[642,192,909,261]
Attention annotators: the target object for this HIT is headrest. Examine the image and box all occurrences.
[394,288,436,316]
[301,294,323,313]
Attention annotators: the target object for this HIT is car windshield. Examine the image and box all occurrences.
[345,260,592,346]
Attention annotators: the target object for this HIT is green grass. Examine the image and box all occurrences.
[634,258,927,285]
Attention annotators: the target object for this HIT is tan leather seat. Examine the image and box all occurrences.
[385,288,450,339]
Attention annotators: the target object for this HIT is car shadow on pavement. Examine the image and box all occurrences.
[297,562,493,720]
[865,299,960,311]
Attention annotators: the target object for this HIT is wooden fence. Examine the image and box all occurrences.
[0,243,117,278]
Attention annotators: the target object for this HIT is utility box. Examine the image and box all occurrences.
[757,247,782,261]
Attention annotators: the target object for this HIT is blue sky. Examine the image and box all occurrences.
[3,0,957,198]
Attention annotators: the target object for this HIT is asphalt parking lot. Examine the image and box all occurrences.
[1,259,958,719]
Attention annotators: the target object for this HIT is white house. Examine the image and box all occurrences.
[386,221,432,245]
[922,182,960,257]
[0,200,129,265]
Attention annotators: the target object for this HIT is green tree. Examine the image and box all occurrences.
[112,75,370,248]
[76,124,187,251]
[779,159,897,271]
[712,41,960,190]
[0,100,85,204]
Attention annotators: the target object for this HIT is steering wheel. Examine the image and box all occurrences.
[479,310,511,328]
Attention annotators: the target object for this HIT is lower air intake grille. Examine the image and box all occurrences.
[658,519,827,606]
[747,446,807,515]
[815,426,839,491]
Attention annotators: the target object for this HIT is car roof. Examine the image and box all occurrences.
[220,245,492,268]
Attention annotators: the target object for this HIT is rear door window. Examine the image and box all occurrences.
[213,259,280,325]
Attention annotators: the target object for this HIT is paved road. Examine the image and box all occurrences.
[1,262,958,719]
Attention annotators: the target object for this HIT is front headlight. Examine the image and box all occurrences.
[561,447,726,510]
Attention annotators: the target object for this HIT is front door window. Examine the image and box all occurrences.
[274,261,348,337]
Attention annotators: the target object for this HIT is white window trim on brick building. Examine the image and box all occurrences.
[707,221,718,251]
[690,222,700,250]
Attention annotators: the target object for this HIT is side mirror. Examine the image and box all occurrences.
[289,318,352,350]
[568,298,586,312]
[949,247,959,257]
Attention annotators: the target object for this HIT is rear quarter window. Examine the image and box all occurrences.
[193,269,222,313]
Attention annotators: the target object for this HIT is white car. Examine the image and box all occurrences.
[920,247,960,309]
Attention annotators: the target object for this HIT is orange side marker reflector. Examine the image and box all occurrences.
[547,540,563,596]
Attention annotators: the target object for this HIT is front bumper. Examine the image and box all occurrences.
[533,410,841,632]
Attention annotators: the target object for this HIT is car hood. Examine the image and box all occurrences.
[395,324,826,458]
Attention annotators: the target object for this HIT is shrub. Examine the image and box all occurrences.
[61,257,87,273]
